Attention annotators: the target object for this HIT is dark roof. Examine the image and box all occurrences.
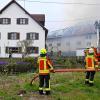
[0,0,48,33]
[31,14,45,26]
[30,14,45,22]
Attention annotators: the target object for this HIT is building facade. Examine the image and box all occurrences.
[0,0,48,58]
[46,22,97,56]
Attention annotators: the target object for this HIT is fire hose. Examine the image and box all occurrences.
[30,68,100,85]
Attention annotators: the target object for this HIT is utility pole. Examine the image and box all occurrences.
[95,20,100,52]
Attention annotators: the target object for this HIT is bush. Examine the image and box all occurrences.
[22,57,38,71]
[23,57,37,65]
[0,57,83,74]
[23,57,34,63]
[52,57,82,68]
[4,62,33,74]
[64,58,72,68]
[0,61,8,73]
[14,62,32,73]
[0,57,39,74]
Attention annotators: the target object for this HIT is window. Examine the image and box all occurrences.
[66,42,70,46]
[6,47,22,53]
[57,43,61,46]
[49,43,52,46]
[26,47,39,54]
[17,18,28,24]
[8,32,20,40]
[87,42,91,47]
[27,32,39,40]
[86,35,92,39]
[77,41,81,45]
[0,18,11,24]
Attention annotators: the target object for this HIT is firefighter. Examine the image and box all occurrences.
[83,48,89,67]
[84,48,89,57]
[85,47,98,86]
[38,48,54,95]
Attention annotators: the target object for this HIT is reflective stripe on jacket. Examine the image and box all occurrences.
[85,55,98,70]
[38,56,53,75]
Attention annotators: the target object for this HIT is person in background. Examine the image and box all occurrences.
[9,49,12,58]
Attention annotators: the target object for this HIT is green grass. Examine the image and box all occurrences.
[0,72,100,100]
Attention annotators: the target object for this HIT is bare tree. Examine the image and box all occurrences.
[17,40,33,58]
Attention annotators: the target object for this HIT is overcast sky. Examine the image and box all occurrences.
[0,0,100,32]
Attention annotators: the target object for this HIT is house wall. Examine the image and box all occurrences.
[0,3,45,57]
[47,33,97,56]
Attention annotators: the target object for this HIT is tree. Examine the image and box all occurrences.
[17,40,33,58]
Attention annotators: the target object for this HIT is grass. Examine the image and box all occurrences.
[0,72,100,100]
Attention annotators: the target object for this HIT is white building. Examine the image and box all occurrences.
[47,21,97,56]
[0,0,48,58]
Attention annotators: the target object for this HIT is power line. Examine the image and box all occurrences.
[17,0,100,6]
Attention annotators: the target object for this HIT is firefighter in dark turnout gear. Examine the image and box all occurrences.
[85,48,98,86]
[38,48,54,95]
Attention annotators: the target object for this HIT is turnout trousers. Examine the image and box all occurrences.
[39,74,50,95]
[85,71,95,86]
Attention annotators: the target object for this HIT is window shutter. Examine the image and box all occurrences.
[17,33,20,39]
[19,47,22,53]
[8,18,11,24]
[35,33,39,40]
[8,33,11,39]
[25,18,28,24]
[27,33,30,40]
[0,18,2,24]
[17,18,20,24]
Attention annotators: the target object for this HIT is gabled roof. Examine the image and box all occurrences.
[0,0,48,33]
[48,21,96,38]
[31,14,45,22]
[31,14,45,26]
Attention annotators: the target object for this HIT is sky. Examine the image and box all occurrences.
[0,0,100,32]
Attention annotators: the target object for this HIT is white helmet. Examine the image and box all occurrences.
[89,48,94,53]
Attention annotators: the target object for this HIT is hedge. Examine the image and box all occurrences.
[0,57,38,74]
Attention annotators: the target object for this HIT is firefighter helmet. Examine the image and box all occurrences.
[40,48,47,54]
[89,48,94,54]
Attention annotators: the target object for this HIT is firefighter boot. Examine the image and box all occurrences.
[85,81,89,85]
[85,79,89,85]
[39,90,44,95]
[89,83,94,86]
[89,81,94,86]
[46,91,50,95]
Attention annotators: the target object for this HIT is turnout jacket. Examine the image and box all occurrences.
[38,56,54,75]
[85,55,98,70]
